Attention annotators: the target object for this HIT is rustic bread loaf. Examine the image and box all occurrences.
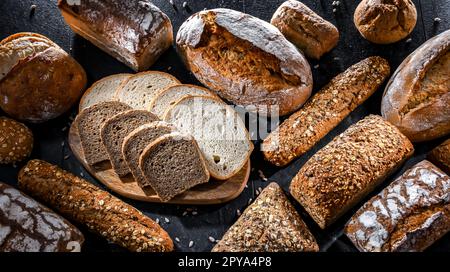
[354,0,417,44]
[58,0,173,71]
[0,32,86,123]
[290,115,414,229]
[139,132,210,202]
[100,110,159,177]
[381,29,450,142]
[176,8,313,116]
[75,101,132,166]
[345,160,450,252]
[79,73,131,111]
[18,160,174,252]
[115,71,180,110]
[0,182,84,252]
[122,122,176,188]
[428,139,450,175]
[164,96,253,180]
[212,182,318,252]
[0,117,33,164]
[271,0,339,59]
[262,56,390,166]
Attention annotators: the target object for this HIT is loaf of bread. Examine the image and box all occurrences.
[0,32,86,122]
[428,139,450,175]
[271,0,339,59]
[0,117,33,164]
[18,160,174,252]
[381,29,450,142]
[176,8,313,116]
[345,160,449,252]
[0,182,84,252]
[262,56,390,166]
[290,115,414,229]
[58,0,173,71]
[212,182,318,252]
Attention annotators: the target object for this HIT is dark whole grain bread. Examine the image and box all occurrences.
[0,117,34,164]
[100,110,159,177]
[0,182,84,252]
[212,182,318,252]
[75,101,131,166]
[345,160,450,252]
[122,121,176,188]
[428,138,450,175]
[139,132,210,202]
[18,160,174,252]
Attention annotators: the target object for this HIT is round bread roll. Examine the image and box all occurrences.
[354,0,417,44]
[0,117,33,164]
[0,32,87,123]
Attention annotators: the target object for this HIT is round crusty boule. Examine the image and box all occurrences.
[0,117,34,164]
[354,0,417,44]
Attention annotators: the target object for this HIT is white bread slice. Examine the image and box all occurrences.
[79,74,131,111]
[164,96,253,180]
[115,71,180,110]
[149,84,218,118]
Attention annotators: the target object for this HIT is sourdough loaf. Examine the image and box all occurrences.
[428,139,450,175]
[0,117,33,164]
[290,115,414,229]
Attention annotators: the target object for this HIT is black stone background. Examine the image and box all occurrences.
[0,0,449,252]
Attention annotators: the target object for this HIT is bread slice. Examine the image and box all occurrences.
[76,101,132,165]
[115,71,180,110]
[164,96,253,180]
[79,74,131,111]
[212,182,319,252]
[148,84,218,118]
[139,132,210,202]
[100,110,159,177]
[122,121,177,188]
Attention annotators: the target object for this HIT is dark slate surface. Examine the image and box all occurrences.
[0,0,449,252]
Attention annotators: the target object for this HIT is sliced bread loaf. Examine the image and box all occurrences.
[115,71,180,110]
[100,110,159,177]
[79,73,131,111]
[76,101,132,165]
[164,96,253,180]
[139,132,210,202]
[122,121,177,188]
[148,84,218,118]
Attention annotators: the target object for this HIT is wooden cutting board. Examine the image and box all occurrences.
[68,120,250,205]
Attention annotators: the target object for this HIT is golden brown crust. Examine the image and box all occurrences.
[0,117,33,164]
[18,159,174,252]
[428,139,450,175]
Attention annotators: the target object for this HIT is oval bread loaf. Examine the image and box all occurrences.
[0,117,33,164]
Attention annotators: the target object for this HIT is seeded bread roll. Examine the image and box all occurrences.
[0,117,33,164]
[18,160,174,252]
[428,139,450,175]
[290,115,414,229]
[212,182,318,252]
[345,160,450,252]
[262,56,390,167]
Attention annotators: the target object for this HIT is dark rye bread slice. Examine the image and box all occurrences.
[76,101,132,165]
[122,121,177,188]
[100,110,159,177]
[139,132,210,202]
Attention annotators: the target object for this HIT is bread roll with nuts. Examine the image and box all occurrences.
[0,117,33,164]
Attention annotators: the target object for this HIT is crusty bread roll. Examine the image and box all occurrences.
[0,32,86,123]
[0,117,33,164]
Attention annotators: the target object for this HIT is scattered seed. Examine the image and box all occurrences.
[62,126,67,132]
[182,2,188,8]
[192,211,198,216]
[188,240,194,248]
[164,217,170,223]
[155,218,160,224]
[64,155,70,160]
[208,236,216,243]
[333,8,337,13]
[80,172,84,177]
[434,17,441,23]
[182,211,188,216]
[236,209,241,216]
[248,198,253,205]
[61,141,65,147]
[30,4,36,16]
[405,38,412,43]
[314,64,320,69]
[175,237,180,243]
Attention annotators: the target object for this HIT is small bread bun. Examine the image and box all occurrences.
[0,117,33,164]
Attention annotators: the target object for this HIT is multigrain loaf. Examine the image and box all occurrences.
[345,160,450,252]
[212,182,318,252]
[290,115,414,229]
[262,56,390,166]
[139,132,210,202]
[79,74,131,111]
[176,8,313,116]
[100,110,159,177]
[381,29,450,142]
[164,96,253,180]
[18,160,174,252]
[122,122,176,188]
[271,0,339,59]
[428,139,450,175]
[115,71,180,110]
[0,117,33,164]
[58,0,173,71]
[75,101,132,166]
[0,182,84,252]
